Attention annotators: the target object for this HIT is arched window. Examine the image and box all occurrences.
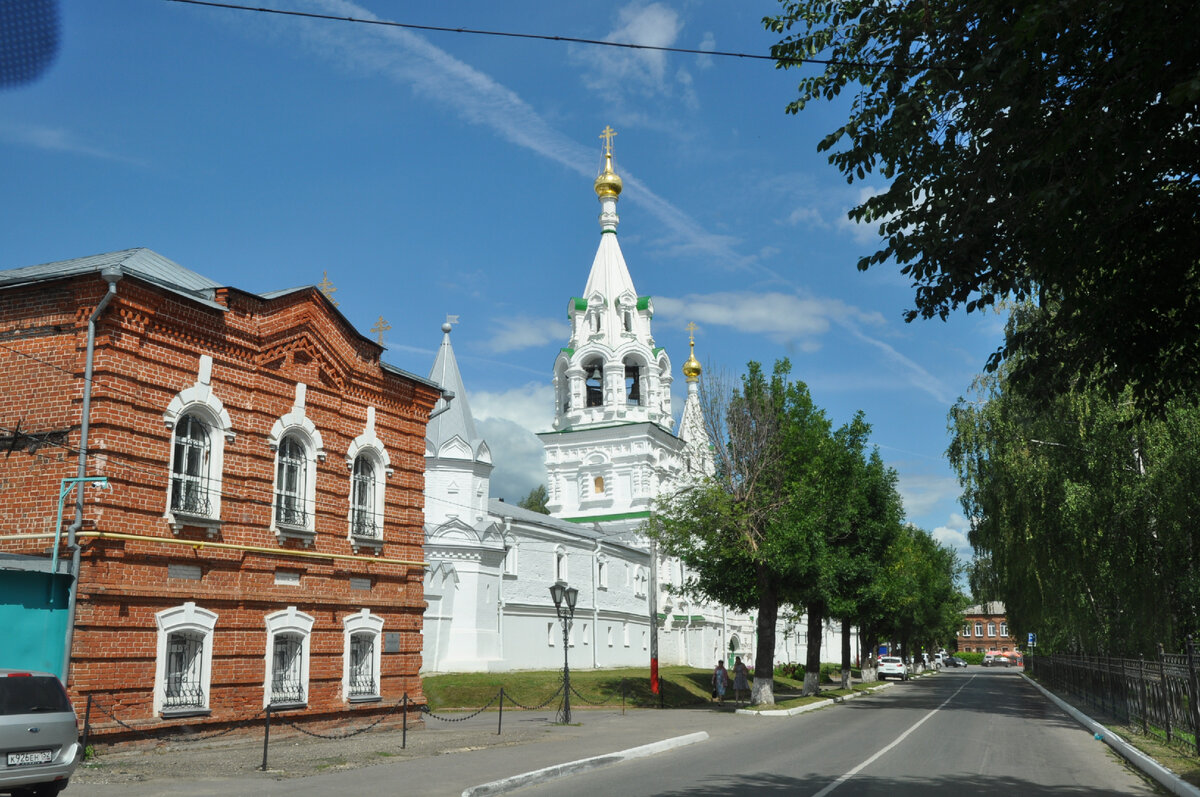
[153,602,217,716]
[624,360,642,406]
[343,609,383,702]
[584,359,604,407]
[171,414,212,518]
[264,607,314,707]
[350,455,378,539]
[275,435,309,529]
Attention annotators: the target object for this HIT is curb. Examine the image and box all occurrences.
[1021,673,1200,797]
[461,731,709,797]
[738,681,894,717]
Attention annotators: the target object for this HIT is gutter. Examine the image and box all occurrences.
[64,266,122,682]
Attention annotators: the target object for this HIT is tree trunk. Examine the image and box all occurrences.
[803,601,824,696]
[751,564,777,706]
[840,617,852,690]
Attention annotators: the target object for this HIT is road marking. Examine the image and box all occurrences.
[812,676,975,797]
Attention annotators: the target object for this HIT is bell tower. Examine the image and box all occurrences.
[540,128,683,529]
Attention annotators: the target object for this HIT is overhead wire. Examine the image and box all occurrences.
[162,0,947,72]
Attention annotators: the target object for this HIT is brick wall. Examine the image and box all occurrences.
[0,270,439,737]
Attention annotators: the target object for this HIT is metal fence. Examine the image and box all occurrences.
[1026,638,1200,756]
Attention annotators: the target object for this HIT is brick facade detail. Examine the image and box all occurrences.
[0,260,440,738]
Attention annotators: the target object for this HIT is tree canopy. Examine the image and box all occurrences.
[764,1,1200,407]
[518,484,550,514]
[949,307,1200,655]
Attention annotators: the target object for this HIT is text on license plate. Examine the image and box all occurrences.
[7,750,52,766]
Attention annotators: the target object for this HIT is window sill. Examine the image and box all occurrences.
[348,694,381,704]
[275,525,316,546]
[162,707,211,718]
[267,701,307,711]
[349,535,384,555]
[166,513,223,538]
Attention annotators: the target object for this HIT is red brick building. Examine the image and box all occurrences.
[957,601,1019,653]
[0,249,441,738]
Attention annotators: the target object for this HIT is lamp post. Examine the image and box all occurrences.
[549,582,578,724]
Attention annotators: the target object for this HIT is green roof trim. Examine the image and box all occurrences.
[562,510,651,524]
[601,229,617,235]
[560,347,575,357]
[572,297,587,311]
[652,347,665,356]
[636,296,651,311]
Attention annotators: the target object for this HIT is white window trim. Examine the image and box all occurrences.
[346,407,392,552]
[554,545,567,583]
[263,606,315,708]
[597,555,608,590]
[342,609,384,702]
[162,355,233,537]
[268,384,324,544]
[153,602,217,716]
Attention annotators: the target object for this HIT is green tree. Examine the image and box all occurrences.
[764,1,1200,408]
[518,484,550,514]
[949,308,1200,654]
[650,360,830,705]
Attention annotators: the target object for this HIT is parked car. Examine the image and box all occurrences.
[0,669,80,796]
[878,656,909,681]
[944,656,968,668]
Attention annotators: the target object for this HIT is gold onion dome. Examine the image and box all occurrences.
[594,154,623,198]
[683,339,702,382]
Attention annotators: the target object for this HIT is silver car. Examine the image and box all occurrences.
[0,670,80,796]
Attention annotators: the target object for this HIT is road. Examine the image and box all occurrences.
[512,668,1160,796]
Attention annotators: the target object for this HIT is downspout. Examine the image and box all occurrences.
[500,516,511,665]
[64,266,122,682]
[592,541,600,669]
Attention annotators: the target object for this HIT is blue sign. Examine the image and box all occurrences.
[1028,632,1037,647]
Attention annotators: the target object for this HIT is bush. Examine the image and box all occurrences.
[957,651,985,665]
[773,662,803,679]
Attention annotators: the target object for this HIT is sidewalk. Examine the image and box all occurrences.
[73,703,744,797]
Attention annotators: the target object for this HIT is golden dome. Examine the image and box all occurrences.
[683,330,702,382]
[594,153,623,198]
[594,125,623,198]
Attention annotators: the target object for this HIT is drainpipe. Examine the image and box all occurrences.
[592,541,600,669]
[499,516,511,664]
[63,266,122,682]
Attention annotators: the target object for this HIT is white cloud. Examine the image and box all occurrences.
[930,512,974,565]
[895,472,961,520]
[0,123,143,165]
[836,185,890,244]
[577,3,687,102]
[485,317,570,354]
[470,382,555,434]
[655,291,886,346]
[477,417,546,504]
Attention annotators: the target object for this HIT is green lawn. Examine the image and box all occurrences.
[421,665,859,711]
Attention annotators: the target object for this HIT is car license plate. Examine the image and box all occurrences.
[7,750,52,766]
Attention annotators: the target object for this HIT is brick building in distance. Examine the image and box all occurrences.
[957,601,1019,653]
[0,249,442,738]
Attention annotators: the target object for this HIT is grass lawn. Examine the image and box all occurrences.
[421,666,861,712]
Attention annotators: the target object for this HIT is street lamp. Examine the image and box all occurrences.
[549,582,579,724]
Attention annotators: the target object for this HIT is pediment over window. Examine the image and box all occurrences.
[437,435,473,460]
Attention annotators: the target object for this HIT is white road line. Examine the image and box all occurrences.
[812,676,975,797]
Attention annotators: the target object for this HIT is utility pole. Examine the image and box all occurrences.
[649,535,660,704]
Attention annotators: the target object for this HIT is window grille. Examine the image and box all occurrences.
[164,631,205,709]
[271,633,305,705]
[350,456,380,538]
[171,415,213,517]
[275,437,308,528]
[348,633,376,697]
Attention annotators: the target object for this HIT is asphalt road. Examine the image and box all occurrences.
[512,668,1162,796]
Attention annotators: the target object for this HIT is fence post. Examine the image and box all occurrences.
[1138,655,1148,735]
[80,695,92,759]
[498,688,504,736]
[1158,643,1172,744]
[402,694,408,750]
[621,679,626,716]
[1186,636,1200,756]
[260,705,271,771]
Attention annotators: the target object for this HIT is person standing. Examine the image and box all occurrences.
[732,656,750,704]
[712,660,730,704]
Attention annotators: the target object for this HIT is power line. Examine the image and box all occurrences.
[162,0,923,70]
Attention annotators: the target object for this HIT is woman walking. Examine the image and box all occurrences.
[732,656,750,704]
[712,660,730,704]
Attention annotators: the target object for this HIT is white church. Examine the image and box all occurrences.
[420,131,855,673]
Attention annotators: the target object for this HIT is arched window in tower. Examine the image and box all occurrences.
[593,475,605,496]
[584,358,604,407]
[624,358,642,406]
[623,310,632,332]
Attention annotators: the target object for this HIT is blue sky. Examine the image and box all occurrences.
[1,0,1004,567]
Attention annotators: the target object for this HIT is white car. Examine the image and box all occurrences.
[878,656,909,681]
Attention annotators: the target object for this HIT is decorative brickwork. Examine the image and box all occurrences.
[0,253,440,738]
